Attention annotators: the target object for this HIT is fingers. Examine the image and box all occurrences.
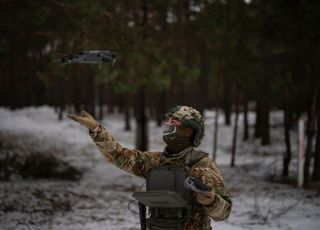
[80,111,94,119]
[196,189,216,205]
[67,113,80,122]
[67,113,86,125]
[197,192,212,200]
[199,191,212,198]
[67,111,97,130]
[197,193,214,205]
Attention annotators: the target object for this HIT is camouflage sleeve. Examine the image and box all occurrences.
[190,157,232,221]
[89,125,161,177]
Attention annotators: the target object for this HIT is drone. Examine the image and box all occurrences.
[59,50,117,65]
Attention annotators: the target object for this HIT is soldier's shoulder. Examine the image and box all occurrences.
[193,149,211,159]
[187,149,209,166]
[195,149,210,156]
[192,149,218,165]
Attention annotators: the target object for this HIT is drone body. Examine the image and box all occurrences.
[59,50,117,65]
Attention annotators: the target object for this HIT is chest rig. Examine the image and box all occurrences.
[144,149,208,230]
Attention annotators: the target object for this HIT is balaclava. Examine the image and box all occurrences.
[163,123,195,154]
[163,105,205,154]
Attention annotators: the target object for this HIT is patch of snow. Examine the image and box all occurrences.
[0,106,319,230]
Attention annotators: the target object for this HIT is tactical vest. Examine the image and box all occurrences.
[145,150,209,230]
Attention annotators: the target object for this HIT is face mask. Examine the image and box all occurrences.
[162,124,194,154]
[162,124,177,136]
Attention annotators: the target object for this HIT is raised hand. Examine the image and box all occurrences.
[67,111,99,131]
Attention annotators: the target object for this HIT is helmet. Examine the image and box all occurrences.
[165,105,205,147]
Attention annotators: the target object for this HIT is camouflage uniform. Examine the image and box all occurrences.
[89,108,232,229]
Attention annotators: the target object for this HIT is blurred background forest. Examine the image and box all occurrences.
[0,0,319,189]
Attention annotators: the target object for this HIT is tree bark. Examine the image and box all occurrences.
[57,77,66,121]
[313,110,320,181]
[87,70,95,117]
[198,12,209,114]
[73,70,81,113]
[283,104,292,177]
[255,100,262,138]
[98,83,104,120]
[135,0,148,151]
[124,105,131,131]
[213,107,219,160]
[243,98,249,141]
[261,99,270,145]
[136,86,148,151]
[223,76,231,126]
[124,94,131,132]
[58,104,64,121]
[231,89,239,167]
[304,84,318,186]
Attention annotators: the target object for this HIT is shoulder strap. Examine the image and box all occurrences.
[187,150,208,167]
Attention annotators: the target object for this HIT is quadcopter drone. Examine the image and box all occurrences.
[59,50,117,65]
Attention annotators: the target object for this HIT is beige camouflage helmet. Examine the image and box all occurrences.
[165,105,205,146]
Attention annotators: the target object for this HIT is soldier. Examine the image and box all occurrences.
[68,105,232,230]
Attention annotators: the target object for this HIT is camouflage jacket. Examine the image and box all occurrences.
[90,126,232,230]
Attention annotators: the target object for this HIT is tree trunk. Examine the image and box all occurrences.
[243,98,249,141]
[124,105,131,131]
[73,70,81,113]
[313,110,320,181]
[261,107,270,145]
[213,107,219,160]
[198,31,209,115]
[283,105,292,177]
[136,86,148,151]
[124,94,131,131]
[261,99,270,145]
[255,100,262,138]
[0,62,8,106]
[57,76,66,120]
[231,90,239,167]
[223,76,231,126]
[135,0,149,151]
[304,84,318,187]
[87,70,95,117]
[58,104,64,121]
[98,83,104,120]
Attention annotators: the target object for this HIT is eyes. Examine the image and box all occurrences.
[165,117,182,126]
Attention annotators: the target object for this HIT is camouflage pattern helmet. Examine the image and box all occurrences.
[165,105,205,147]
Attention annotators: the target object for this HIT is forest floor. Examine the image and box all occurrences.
[0,106,319,230]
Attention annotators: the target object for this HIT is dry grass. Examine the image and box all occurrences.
[0,133,82,181]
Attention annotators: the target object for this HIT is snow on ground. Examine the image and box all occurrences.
[0,106,319,230]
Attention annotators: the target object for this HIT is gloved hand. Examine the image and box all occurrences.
[67,111,99,131]
[196,189,216,206]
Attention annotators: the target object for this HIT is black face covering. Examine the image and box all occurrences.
[162,124,194,154]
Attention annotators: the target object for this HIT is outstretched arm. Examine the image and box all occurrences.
[68,111,160,177]
[90,124,161,177]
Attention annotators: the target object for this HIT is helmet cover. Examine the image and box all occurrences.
[165,105,205,147]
